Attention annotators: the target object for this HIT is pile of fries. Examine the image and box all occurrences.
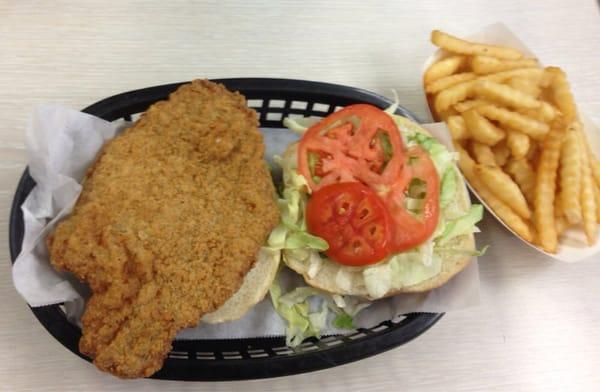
[424,30,600,253]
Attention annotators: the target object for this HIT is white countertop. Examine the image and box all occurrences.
[1,1,599,390]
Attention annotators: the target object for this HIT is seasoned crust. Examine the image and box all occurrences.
[46,80,279,378]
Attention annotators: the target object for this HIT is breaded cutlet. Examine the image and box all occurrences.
[46,80,279,378]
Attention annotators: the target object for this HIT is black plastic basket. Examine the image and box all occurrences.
[8,78,443,381]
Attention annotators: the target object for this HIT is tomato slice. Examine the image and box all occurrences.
[306,182,393,266]
[298,104,441,255]
[384,146,440,252]
[298,104,405,192]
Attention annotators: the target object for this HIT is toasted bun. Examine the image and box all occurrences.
[202,248,280,323]
[283,115,476,299]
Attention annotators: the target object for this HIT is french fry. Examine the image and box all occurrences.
[456,145,533,242]
[558,128,582,224]
[471,56,538,75]
[594,182,600,223]
[492,141,510,166]
[481,68,544,84]
[505,158,537,205]
[462,109,505,145]
[438,106,459,121]
[431,30,523,60]
[534,119,566,253]
[446,115,469,140]
[518,102,557,123]
[592,157,600,188]
[475,164,531,219]
[424,55,466,84]
[471,141,497,166]
[526,142,539,165]
[426,72,477,94]
[434,80,475,113]
[507,77,541,97]
[473,80,542,110]
[477,104,549,140]
[506,129,530,159]
[576,125,598,245]
[546,67,577,122]
[556,216,570,237]
[453,99,490,113]
[579,129,600,187]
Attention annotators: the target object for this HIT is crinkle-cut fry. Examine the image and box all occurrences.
[475,164,531,219]
[446,115,469,140]
[492,141,510,167]
[506,128,530,160]
[534,119,567,253]
[554,192,564,217]
[426,72,477,94]
[592,157,600,188]
[480,68,544,83]
[477,104,549,140]
[438,106,459,121]
[593,182,600,223]
[546,67,577,122]
[424,55,466,85]
[456,145,533,242]
[518,102,557,123]
[454,99,490,113]
[505,158,537,205]
[576,124,598,245]
[558,127,582,224]
[555,216,570,237]
[526,142,539,164]
[471,141,497,166]
[431,30,523,60]
[473,80,542,110]
[434,80,475,113]
[507,77,541,98]
[578,127,600,187]
[462,108,505,145]
[471,56,538,75]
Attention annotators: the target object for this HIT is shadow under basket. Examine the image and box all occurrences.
[8,78,443,381]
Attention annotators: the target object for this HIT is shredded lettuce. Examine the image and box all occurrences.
[437,205,484,245]
[440,168,457,208]
[269,280,370,347]
[333,313,354,329]
[282,116,321,135]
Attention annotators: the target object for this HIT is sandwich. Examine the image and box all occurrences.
[268,103,482,343]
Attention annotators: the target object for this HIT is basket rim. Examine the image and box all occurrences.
[8,78,442,381]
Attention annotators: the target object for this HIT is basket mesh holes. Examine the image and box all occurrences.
[334,106,344,112]
[168,351,189,359]
[266,112,283,121]
[391,314,408,323]
[323,339,343,347]
[312,103,330,113]
[268,99,285,108]
[287,113,304,119]
[272,347,294,355]
[58,304,66,315]
[249,352,269,358]
[291,101,308,110]
[348,332,367,340]
[247,99,263,108]
[223,354,243,359]
[371,324,390,332]
[298,345,320,352]
[196,352,216,359]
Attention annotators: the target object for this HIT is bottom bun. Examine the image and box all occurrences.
[202,247,280,323]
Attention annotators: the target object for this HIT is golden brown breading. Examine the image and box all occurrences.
[46,80,279,378]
